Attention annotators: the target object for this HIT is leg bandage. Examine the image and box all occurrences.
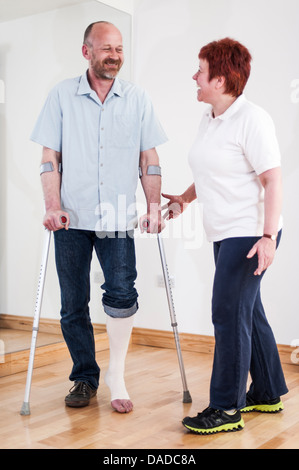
[104,315,134,401]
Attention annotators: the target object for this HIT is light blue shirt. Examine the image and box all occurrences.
[31,72,167,231]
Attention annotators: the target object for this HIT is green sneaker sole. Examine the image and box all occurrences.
[182,418,245,435]
[240,401,284,413]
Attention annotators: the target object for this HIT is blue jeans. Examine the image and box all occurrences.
[54,229,138,389]
[210,231,288,410]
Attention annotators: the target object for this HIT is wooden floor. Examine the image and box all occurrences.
[1,342,299,450]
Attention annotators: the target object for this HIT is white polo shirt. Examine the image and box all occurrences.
[188,94,282,242]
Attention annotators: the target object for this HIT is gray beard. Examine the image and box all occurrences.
[95,71,115,80]
[91,59,122,81]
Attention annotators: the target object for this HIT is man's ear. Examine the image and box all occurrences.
[82,44,91,60]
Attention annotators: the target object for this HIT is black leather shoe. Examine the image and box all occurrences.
[65,381,97,408]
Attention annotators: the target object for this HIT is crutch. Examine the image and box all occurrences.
[20,216,66,416]
[143,221,192,403]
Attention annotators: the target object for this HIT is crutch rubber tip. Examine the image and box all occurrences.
[20,402,31,415]
[183,391,192,403]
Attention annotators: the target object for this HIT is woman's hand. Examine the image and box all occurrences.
[247,237,277,276]
[162,184,196,220]
[161,193,187,220]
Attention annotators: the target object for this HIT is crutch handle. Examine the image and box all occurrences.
[59,215,67,226]
[141,218,150,230]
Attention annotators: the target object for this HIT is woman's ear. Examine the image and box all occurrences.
[215,76,226,90]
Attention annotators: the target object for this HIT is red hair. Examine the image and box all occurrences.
[199,38,252,97]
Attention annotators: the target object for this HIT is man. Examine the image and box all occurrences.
[31,21,167,413]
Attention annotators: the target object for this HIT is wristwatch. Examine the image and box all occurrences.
[263,233,277,241]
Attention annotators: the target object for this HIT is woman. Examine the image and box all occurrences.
[163,38,288,435]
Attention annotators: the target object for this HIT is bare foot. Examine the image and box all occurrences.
[111,399,133,413]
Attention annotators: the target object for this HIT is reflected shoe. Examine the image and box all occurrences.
[65,381,97,408]
[182,407,244,435]
[240,395,284,413]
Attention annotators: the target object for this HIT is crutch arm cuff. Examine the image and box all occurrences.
[40,162,62,175]
[139,165,162,178]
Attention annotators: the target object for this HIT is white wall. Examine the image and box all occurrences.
[97,0,135,15]
[132,0,299,346]
[1,0,299,347]
[0,1,132,324]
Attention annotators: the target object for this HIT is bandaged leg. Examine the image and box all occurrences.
[104,315,134,413]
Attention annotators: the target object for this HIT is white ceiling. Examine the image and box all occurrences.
[0,0,91,23]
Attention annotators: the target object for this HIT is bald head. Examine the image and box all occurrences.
[83,21,122,47]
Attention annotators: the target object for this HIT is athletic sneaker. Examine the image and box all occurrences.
[182,407,244,435]
[65,381,97,407]
[240,394,284,413]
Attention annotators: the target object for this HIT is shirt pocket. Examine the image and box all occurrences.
[108,114,138,148]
